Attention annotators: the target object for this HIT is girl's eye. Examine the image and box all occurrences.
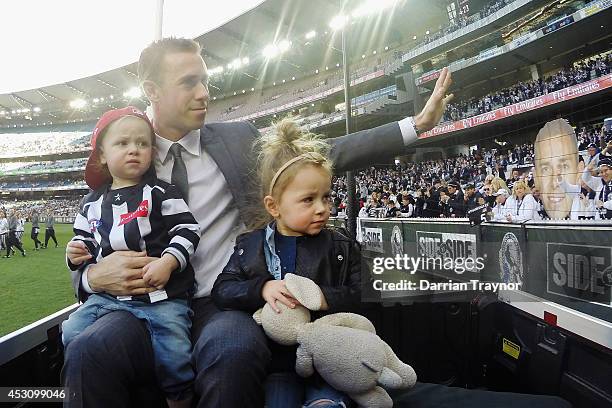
[303,197,313,203]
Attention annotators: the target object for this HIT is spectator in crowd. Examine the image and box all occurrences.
[491,188,511,221]
[582,157,612,219]
[504,180,541,222]
[530,186,548,219]
[385,199,399,217]
[585,143,600,167]
[399,194,415,217]
[463,183,482,211]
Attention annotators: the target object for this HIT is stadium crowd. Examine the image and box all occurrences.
[0,158,87,173]
[0,131,90,157]
[419,0,515,48]
[329,128,612,221]
[443,53,612,122]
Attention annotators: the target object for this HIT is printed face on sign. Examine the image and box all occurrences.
[534,135,578,219]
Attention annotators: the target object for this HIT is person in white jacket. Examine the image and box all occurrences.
[491,188,512,221]
[0,210,8,251]
[582,157,612,219]
[505,180,541,222]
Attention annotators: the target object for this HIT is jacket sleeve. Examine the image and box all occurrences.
[327,122,406,173]
[211,242,273,312]
[319,240,362,314]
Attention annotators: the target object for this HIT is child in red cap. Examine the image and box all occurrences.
[63,106,200,407]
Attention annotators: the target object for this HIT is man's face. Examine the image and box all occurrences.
[153,52,209,137]
[600,165,612,182]
[532,187,540,200]
[448,186,456,195]
[588,147,596,156]
[534,134,578,219]
[466,188,474,197]
[512,170,519,179]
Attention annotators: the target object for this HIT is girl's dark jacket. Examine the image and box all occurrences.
[212,227,362,315]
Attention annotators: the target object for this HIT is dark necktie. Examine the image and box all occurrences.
[169,143,189,203]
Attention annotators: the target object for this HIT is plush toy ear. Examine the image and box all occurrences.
[253,308,263,325]
[285,273,325,311]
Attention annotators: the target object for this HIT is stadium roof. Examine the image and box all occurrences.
[0,0,445,129]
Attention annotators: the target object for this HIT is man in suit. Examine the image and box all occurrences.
[62,38,568,408]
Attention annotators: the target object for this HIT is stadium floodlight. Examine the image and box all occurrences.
[69,99,87,109]
[231,58,243,69]
[33,107,41,113]
[278,40,291,52]
[263,44,279,58]
[351,0,398,18]
[242,57,250,65]
[412,35,417,40]
[123,87,142,99]
[329,14,348,30]
[305,30,316,40]
[93,98,99,103]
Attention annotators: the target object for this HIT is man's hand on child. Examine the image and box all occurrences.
[142,254,179,290]
[66,241,92,265]
[262,280,301,313]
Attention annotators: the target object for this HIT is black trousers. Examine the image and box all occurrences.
[31,227,42,249]
[6,231,25,256]
[45,227,57,247]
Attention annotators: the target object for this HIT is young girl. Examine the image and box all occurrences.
[63,106,200,408]
[212,119,362,408]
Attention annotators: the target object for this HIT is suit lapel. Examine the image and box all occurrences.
[200,125,247,219]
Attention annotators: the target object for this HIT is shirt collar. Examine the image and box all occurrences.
[146,106,201,164]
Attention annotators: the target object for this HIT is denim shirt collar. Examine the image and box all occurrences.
[264,221,282,280]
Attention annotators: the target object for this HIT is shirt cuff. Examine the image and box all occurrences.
[81,264,98,294]
[398,117,419,146]
[162,247,187,272]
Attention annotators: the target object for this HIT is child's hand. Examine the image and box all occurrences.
[142,254,178,290]
[66,241,92,265]
[262,280,300,313]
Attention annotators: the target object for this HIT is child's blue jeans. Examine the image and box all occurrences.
[61,293,193,400]
[265,371,353,408]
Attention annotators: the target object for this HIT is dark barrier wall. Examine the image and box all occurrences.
[349,217,612,339]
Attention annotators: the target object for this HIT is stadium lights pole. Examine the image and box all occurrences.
[341,26,358,240]
[154,0,164,41]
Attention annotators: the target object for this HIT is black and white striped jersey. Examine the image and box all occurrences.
[69,177,200,302]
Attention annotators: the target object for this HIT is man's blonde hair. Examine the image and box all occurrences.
[138,37,201,86]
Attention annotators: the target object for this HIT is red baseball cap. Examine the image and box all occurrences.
[84,106,154,190]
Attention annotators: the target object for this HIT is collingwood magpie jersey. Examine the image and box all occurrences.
[69,177,200,302]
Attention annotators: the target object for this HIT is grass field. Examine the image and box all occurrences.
[0,223,76,337]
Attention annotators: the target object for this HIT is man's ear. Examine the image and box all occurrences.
[264,195,280,218]
[142,80,160,103]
